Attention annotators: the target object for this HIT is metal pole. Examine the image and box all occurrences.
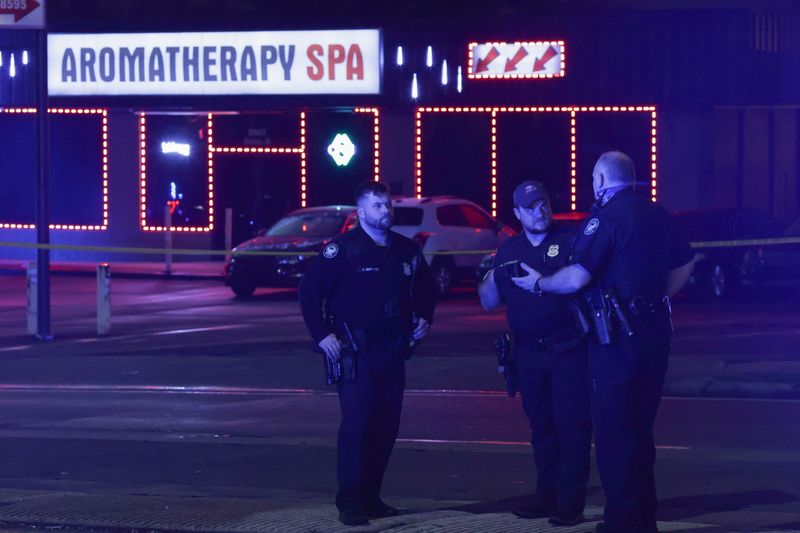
[164,205,172,276]
[225,207,233,263]
[97,264,111,336]
[26,261,37,336]
[34,28,52,341]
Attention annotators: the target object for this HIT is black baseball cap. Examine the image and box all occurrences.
[513,180,550,208]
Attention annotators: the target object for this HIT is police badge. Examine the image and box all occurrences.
[322,243,339,259]
[403,262,412,276]
[547,244,560,258]
[584,218,600,236]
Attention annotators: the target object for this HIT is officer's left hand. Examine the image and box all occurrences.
[511,262,542,293]
[412,317,430,341]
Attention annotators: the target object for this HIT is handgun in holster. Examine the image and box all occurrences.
[607,292,634,338]
[317,314,343,385]
[493,332,517,397]
[583,288,613,345]
[322,348,343,385]
[339,322,360,383]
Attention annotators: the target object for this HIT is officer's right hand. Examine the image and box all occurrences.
[512,262,542,292]
[318,333,342,362]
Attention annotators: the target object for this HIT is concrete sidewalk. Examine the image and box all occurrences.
[0,490,721,533]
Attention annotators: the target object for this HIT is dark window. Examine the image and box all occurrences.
[393,207,424,226]
[460,205,495,229]
[345,214,360,232]
[267,213,348,237]
[437,205,467,227]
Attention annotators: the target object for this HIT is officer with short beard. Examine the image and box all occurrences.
[479,180,591,527]
[299,181,436,526]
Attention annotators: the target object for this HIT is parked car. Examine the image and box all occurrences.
[224,205,357,297]
[225,196,514,297]
[741,214,800,288]
[474,211,588,282]
[673,208,784,297]
[391,196,516,295]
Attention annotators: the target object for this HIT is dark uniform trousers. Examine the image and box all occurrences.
[514,342,592,513]
[589,312,671,531]
[335,347,405,512]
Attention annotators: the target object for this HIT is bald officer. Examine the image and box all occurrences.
[513,152,695,533]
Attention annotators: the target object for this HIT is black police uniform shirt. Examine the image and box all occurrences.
[571,188,694,301]
[299,225,436,345]
[493,224,576,340]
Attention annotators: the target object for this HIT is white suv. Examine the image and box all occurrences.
[391,196,515,295]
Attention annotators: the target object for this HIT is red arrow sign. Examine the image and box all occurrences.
[504,47,528,73]
[476,46,501,73]
[0,0,40,22]
[533,45,558,72]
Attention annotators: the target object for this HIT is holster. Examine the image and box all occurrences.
[340,346,357,383]
[391,335,417,360]
[323,352,342,385]
[339,325,363,383]
[578,288,671,345]
[493,332,516,397]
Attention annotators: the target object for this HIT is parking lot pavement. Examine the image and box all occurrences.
[0,276,799,399]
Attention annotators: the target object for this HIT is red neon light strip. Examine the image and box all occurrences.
[0,107,108,230]
[415,106,657,212]
[300,111,307,207]
[650,111,658,202]
[467,41,566,79]
[208,113,215,231]
[415,109,423,198]
[212,147,303,153]
[140,109,381,229]
[355,107,381,182]
[490,111,498,218]
[570,111,577,210]
[139,113,148,230]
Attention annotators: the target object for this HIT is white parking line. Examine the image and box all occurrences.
[151,324,247,336]
[397,437,691,450]
[0,345,32,352]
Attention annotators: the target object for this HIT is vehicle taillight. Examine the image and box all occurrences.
[413,232,432,247]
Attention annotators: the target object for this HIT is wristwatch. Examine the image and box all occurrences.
[533,277,544,296]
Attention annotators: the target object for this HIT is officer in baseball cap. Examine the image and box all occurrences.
[479,179,591,526]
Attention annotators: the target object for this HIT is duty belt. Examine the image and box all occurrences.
[627,295,671,316]
[521,323,584,353]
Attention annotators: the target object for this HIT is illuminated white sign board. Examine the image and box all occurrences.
[468,41,565,79]
[48,29,381,96]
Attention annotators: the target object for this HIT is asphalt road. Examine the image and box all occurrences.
[0,275,798,531]
[0,386,797,531]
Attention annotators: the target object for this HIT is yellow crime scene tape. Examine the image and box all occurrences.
[1,236,800,258]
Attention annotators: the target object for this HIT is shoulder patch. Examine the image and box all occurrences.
[584,218,600,236]
[322,243,339,259]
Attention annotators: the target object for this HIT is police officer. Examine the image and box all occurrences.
[478,180,591,527]
[299,181,437,526]
[515,152,696,533]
